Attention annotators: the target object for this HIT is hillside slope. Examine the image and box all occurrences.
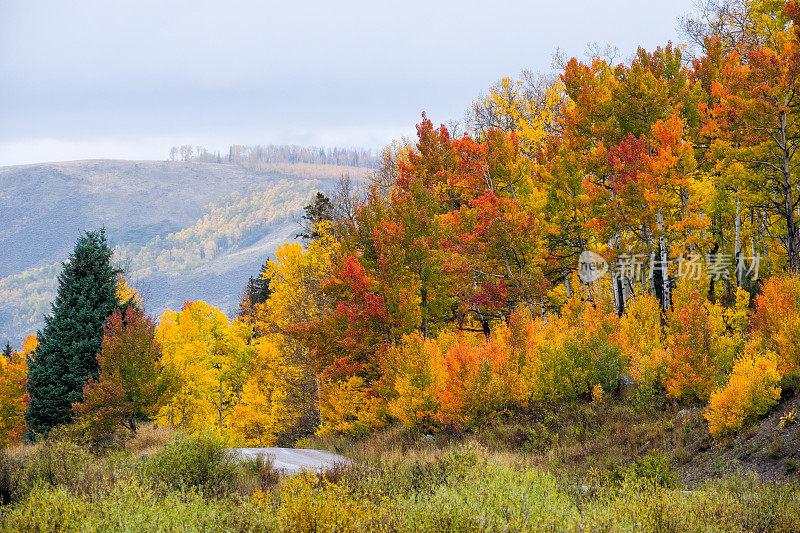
[0,159,364,344]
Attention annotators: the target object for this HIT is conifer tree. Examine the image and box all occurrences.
[25,229,120,438]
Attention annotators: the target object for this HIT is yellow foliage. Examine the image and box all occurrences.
[264,229,337,332]
[387,333,443,429]
[115,274,142,308]
[278,471,373,532]
[614,293,666,390]
[155,301,254,438]
[231,336,300,446]
[592,384,604,403]
[0,343,28,446]
[317,376,386,438]
[705,344,781,438]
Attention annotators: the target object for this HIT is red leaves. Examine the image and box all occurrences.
[606,134,649,192]
[304,255,391,382]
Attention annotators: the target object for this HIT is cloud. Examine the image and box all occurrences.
[0,0,696,165]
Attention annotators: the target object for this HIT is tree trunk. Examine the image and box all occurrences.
[657,210,671,311]
[735,196,742,287]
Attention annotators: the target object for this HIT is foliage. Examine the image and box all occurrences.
[25,230,121,439]
[73,308,175,441]
[142,432,239,497]
[155,301,254,439]
[705,344,782,438]
[231,337,300,446]
[664,288,718,401]
[0,337,32,446]
[750,275,800,373]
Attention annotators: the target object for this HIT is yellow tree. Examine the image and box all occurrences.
[156,301,253,437]
[237,231,338,441]
[469,71,567,156]
[231,337,300,446]
[0,335,35,446]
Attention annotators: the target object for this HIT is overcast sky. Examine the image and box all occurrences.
[0,0,697,166]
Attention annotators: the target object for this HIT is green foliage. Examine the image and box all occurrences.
[17,440,91,495]
[615,451,679,489]
[3,481,278,533]
[779,370,800,400]
[142,432,239,496]
[0,449,22,505]
[73,308,176,443]
[25,230,120,439]
[1,436,800,532]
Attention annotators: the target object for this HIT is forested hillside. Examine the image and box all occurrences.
[0,158,368,342]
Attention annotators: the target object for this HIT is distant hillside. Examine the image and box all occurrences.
[0,159,367,345]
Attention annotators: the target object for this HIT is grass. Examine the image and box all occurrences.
[1,399,798,532]
[2,440,799,532]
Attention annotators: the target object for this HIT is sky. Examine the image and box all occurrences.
[0,0,697,166]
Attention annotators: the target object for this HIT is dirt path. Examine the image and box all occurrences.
[230,447,352,475]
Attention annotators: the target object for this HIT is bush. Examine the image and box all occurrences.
[750,275,800,373]
[0,448,23,505]
[705,346,782,438]
[665,289,718,401]
[278,471,372,532]
[779,370,800,400]
[627,451,678,488]
[18,440,91,495]
[239,454,279,492]
[142,432,239,496]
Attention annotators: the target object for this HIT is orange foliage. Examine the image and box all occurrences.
[436,325,526,426]
[0,337,32,446]
[664,289,718,401]
[750,275,800,373]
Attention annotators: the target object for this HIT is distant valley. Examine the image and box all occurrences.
[0,158,369,345]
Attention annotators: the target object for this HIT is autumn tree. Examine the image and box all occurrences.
[156,301,253,438]
[698,3,800,273]
[25,230,120,438]
[231,337,300,446]
[73,308,175,439]
[0,337,32,446]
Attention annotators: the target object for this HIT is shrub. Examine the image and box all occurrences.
[750,275,800,373]
[705,346,782,438]
[239,454,279,492]
[142,432,239,496]
[387,333,443,430]
[18,440,91,495]
[437,331,527,426]
[627,451,678,488]
[779,369,800,399]
[317,376,386,438]
[278,471,373,532]
[613,293,666,393]
[0,448,23,505]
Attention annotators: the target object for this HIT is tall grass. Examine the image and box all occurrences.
[1,430,799,532]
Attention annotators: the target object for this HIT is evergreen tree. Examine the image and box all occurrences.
[2,343,12,360]
[296,192,333,241]
[238,260,273,322]
[246,261,273,305]
[25,229,120,438]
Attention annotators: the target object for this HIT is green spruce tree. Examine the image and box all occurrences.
[25,229,120,438]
